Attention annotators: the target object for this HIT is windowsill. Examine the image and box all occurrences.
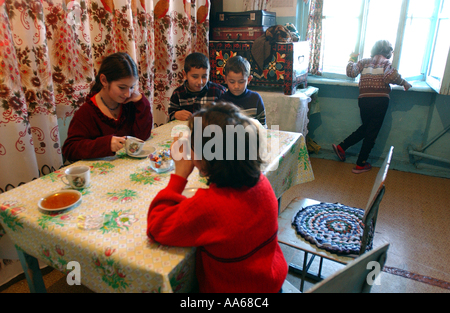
[307,76,435,93]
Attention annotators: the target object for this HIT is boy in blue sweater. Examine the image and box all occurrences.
[220,56,266,126]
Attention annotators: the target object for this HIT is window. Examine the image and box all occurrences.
[426,0,450,94]
[314,0,450,94]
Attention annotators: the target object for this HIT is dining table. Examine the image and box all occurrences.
[0,120,314,293]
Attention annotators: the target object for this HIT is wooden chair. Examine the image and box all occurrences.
[282,243,390,293]
[278,146,394,291]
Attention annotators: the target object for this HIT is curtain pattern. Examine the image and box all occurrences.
[0,0,210,193]
[306,0,322,75]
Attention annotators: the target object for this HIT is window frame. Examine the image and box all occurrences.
[425,0,450,94]
[310,0,449,90]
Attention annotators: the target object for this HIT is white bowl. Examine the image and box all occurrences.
[38,190,82,212]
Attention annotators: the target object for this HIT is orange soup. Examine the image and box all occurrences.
[41,192,80,210]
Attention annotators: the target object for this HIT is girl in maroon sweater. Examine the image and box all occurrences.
[62,52,152,161]
[147,102,288,293]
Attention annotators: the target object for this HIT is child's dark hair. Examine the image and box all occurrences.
[188,102,262,188]
[184,52,210,73]
[223,55,251,77]
[91,52,138,94]
[371,40,394,59]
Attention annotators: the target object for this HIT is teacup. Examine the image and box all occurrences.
[125,136,145,156]
[61,165,91,189]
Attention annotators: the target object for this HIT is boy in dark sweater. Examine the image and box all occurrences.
[220,56,266,126]
[168,52,226,121]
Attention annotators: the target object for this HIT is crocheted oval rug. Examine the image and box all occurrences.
[292,202,372,255]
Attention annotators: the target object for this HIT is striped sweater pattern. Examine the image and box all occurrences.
[347,55,405,98]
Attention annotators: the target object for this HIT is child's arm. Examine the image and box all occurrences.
[401,79,412,91]
[256,95,266,126]
[168,89,182,121]
[346,53,363,78]
[384,65,412,91]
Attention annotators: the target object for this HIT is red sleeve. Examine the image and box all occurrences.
[147,174,218,247]
[132,95,153,141]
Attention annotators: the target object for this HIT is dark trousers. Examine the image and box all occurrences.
[339,97,389,166]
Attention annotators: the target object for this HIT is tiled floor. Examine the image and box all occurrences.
[281,156,450,293]
[2,157,450,293]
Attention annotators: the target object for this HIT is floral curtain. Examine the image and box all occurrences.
[306,0,322,75]
[0,0,210,193]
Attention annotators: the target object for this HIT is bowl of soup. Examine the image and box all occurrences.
[38,190,82,212]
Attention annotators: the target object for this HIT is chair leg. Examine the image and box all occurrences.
[288,251,326,291]
[318,257,324,278]
[301,251,309,291]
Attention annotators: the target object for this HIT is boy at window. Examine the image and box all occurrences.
[332,40,412,174]
[168,52,226,121]
[220,56,266,126]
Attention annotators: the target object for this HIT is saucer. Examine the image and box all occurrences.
[127,146,156,158]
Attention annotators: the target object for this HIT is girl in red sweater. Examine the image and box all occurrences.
[62,52,152,161]
[147,102,287,293]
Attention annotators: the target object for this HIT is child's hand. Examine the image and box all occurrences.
[111,136,126,152]
[403,81,412,91]
[123,89,142,103]
[349,52,359,62]
[171,140,194,179]
[174,110,193,121]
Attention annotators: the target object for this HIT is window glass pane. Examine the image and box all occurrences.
[442,0,449,15]
[321,0,363,75]
[322,0,362,17]
[399,0,436,77]
[407,0,435,17]
[362,0,402,59]
[429,18,450,80]
[322,17,360,74]
[399,19,431,77]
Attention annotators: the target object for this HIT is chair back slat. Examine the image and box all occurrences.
[363,146,394,216]
[360,185,385,254]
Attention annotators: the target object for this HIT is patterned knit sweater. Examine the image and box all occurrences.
[347,55,405,98]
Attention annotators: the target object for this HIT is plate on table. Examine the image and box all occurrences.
[182,188,199,198]
[38,190,82,213]
[127,146,156,158]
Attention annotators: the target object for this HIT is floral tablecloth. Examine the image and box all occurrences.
[0,121,314,293]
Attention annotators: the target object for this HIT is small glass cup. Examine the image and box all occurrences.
[149,159,174,173]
